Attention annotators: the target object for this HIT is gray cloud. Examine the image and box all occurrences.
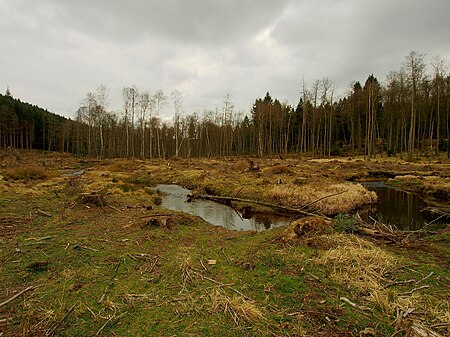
[1,0,449,119]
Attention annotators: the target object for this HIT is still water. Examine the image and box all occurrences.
[358,181,427,230]
[156,184,291,231]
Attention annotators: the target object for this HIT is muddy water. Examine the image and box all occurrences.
[156,184,291,231]
[358,181,427,230]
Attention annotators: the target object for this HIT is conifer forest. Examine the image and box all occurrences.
[1,51,449,160]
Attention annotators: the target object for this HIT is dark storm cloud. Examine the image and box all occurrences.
[1,0,449,118]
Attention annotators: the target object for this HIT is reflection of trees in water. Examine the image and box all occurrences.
[157,184,290,231]
[369,186,426,230]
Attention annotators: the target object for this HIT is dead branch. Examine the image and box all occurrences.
[191,269,254,301]
[339,296,372,311]
[382,279,415,289]
[107,205,120,212]
[36,209,52,217]
[194,194,327,219]
[73,244,98,252]
[138,214,172,219]
[94,311,128,337]
[98,259,122,304]
[46,302,77,336]
[415,271,433,285]
[0,286,37,308]
[399,285,430,296]
[297,189,348,211]
[221,247,231,264]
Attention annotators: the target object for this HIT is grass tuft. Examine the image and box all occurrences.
[3,165,51,181]
[209,290,264,325]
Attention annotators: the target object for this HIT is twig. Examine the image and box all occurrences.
[297,189,348,211]
[108,205,120,212]
[36,209,52,217]
[94,311,128,337]
[0,286,37,308]
[98,259,122,304]
[46,302,77,336]
[339,297,371,311]
[200,259,207,271]
[73,244,98,252]
[221,248,231,264]
[421,212,449,230]
[138,214,172,219]
[233,187,244,198]
[415,271,433,285]
[399,285,430,296]
[390,329,406,337]
[382,279,415,289]
[127,253,138,261]
[191,269,253,301]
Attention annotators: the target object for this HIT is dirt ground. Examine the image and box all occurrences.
[0,149,449,336]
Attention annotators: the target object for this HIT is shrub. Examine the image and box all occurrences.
[332,214,358,233]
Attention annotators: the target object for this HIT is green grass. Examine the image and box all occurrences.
[1,156,449,336]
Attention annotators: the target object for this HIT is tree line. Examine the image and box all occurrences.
[1,51,449,160]
[0,88,73,152]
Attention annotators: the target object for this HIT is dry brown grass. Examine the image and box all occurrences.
[177,254,199,288]
[267,182,377,215]
[317,234,450,329]
[2,165,53,181]
[209,289,264,325]
[317,235,398,292]
[282,216,332,245]
[107,160,141,172]
[267,165,293,175]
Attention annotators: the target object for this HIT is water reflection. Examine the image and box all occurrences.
[359,181,427,230]
[156,184,291,231]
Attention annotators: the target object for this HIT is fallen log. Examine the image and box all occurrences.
[193,194,326,218]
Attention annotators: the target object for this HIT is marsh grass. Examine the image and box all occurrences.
[268,182,377,215]
[2,165,53,181]
[1,151,448,336]
[317,235,398,292]
[209,289,265,325]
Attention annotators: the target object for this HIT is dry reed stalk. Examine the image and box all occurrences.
[209,290,264,325]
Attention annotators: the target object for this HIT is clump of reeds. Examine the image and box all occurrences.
[3,165,50,181]
[268,182,377,215]
[209,290,264,325]
[317,235,398,292]
[107,160,140,172]
[178,255,198,288]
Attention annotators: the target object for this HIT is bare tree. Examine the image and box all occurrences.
[153,90,167,158]
[431,55,446,156]
[170,90,183,157]
[138,91,150,158]
[95,84,109,158]
[404,51,426,161]
[123,86,139,157]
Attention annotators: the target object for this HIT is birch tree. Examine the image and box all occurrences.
[404,51,426,161]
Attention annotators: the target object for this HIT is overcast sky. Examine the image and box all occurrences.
[1,0,449,120]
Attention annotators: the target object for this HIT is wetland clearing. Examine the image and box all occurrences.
[0,149,449,336]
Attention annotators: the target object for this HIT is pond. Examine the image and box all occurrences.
[357,181,428,230]
[156,184,292,231]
